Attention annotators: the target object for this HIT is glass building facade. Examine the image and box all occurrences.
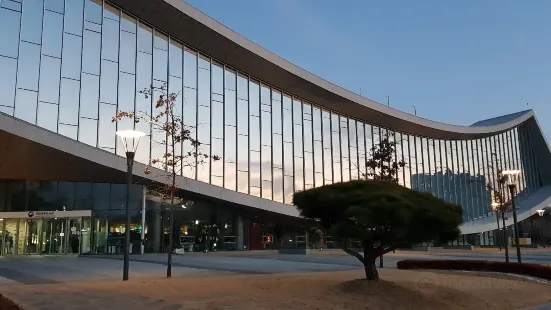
[0,0,548,251]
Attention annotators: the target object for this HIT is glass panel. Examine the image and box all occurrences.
[59,124,77,139]
[415,136,424,191]
[61,34,82,80]
[0,56,17,108]
[17,41,41,91]
[21,0,43,44]
[225,162,236,191]
[119,31,136,74]
[38,56,61,104]
[322,111,332,183]
[78,118,97,146]
[273,168,283,202]
[1,0,21,11]
[262,145,272,183]
[117,72,136,152]
[169,41,183,78]
[25,219,41,254]
[0,106,13,115]
[98,103,117,148]
[250,151,260,188]
[59,78,80,125]
[262,181,272,200]
[402,134,411,188]
[14,89,38,124]
[84,0,102,23]
[434,140,442,198]
[45,0,64,13]
[237,135,248,172]
[153,37,168,82]
[120,12,136,33]
[36,101,58,132]
[237,76,248,135]
[423,138,431,193]
[294,99,303,190]
[197,143,210,183]
[0,8,21,58]
[137,24,153,54]
[409,135,417,190]
[82,30,101,75]
[313,108,324,186]
[237,170,249,194]
[100,60,118,105]
[340,117,349,182]
[102,17,119,62]
[43,218,67,254]
[42,10,63,58]
[64,0,84,36]
[211,138,223,179]
[79,73,99,119]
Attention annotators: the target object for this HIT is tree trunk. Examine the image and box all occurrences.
[363,244,379,281]
[364,259,379,281]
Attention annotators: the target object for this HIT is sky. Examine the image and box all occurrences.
[184,0,551,139]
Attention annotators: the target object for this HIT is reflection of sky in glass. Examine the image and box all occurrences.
[0,0,541,222]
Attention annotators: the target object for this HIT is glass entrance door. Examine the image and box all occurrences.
[3,219,18,255]
[42,219,67,254]
[68,218,82,254]
[0,219,4,256]
[25,219,41,254]
[0,215,92,255]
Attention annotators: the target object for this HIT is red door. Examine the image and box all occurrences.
[249,222,262,250]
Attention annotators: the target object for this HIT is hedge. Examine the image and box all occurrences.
[396,259,551,281]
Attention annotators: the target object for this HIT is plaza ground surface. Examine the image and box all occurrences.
[0,249,550,309]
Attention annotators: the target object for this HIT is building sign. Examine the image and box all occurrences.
[28,211,56,218]
[0,210,92,219]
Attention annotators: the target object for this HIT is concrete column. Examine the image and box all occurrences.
[236,215,243,251]
[140,186,146,255]
[152,206,162,252]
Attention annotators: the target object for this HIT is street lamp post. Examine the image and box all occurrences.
[491,202,502,251]
[116,129,146,281]
[536,209,546,247]
[536,207,551,247]
[502,170,521,263]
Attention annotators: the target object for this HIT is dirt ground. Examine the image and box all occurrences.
[2,269,550,310]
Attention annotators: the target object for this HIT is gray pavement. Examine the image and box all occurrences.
[0,250,549,285]
[0,251,550,309]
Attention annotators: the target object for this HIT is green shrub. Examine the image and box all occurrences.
[397,259,551,280]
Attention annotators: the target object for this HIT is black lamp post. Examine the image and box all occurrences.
[116,129,146,281]
[503,170,521,263]
[536,207,551,247]
[491,202,502,251]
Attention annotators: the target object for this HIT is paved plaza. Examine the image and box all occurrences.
[0,249,550,285]
[0,250,550,309]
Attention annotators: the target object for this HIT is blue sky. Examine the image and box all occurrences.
[185,0,551,139]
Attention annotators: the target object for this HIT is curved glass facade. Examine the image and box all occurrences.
[0,0,544,230]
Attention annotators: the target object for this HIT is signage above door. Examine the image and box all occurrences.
[0,210,92,219]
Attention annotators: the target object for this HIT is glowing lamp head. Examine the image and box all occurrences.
[501,170,521,186]
[116,130,146,154]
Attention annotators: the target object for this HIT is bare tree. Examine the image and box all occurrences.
[485,152,511,262]
[113,82,219,277]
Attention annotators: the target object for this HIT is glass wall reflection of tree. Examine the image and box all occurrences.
[113,82,219,277]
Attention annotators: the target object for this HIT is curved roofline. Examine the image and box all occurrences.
[112,0,534,140]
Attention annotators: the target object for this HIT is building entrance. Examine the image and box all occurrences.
[0,211,92,256]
